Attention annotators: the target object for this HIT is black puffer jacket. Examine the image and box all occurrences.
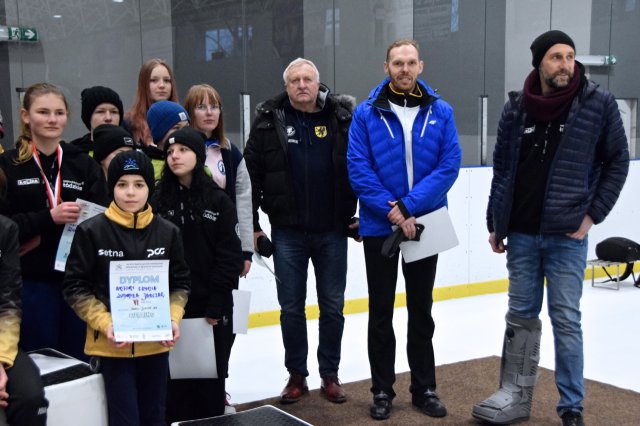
[0,215,21,367]
[487,77,629,241]
[244,85,357,234]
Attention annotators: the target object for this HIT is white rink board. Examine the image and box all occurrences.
[242,161,640,314]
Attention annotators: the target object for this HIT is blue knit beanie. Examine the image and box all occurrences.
[146,100,190,143]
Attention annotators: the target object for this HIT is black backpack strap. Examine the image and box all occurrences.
[601,262,634,283]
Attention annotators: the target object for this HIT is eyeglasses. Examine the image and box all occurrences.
[195,104,221,112]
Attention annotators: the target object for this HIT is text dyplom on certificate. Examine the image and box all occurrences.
[109,259,172,342]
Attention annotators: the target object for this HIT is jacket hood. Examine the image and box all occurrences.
[69,133,93,154]
[255,83,355,116]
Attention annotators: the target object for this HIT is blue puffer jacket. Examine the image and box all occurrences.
[487,78,629,241]
[348,78,462,237]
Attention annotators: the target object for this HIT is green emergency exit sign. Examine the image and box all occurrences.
[8,26,39,42]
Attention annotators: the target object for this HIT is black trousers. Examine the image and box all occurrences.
[4,349,48,426]
[100,352,170,426]
[363,237,438,397]
[166,315,234,423]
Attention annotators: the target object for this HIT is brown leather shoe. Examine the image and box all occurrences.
[321,376,347,403]
[280,373,309,404]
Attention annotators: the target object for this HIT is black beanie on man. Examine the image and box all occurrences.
[107,150,156,197]
[93,124,135,164]
[163,127,207,164]
[530,30,575,68]
[81,86,124,130]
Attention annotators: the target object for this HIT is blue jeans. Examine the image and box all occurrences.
[271,228,347,378]
[506,232,587,414]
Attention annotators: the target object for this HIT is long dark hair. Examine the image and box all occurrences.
[155,160,220,216]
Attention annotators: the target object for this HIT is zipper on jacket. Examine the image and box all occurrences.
[131,342,135,357]
[93,330,99,342]
[420,106,433,138]
[379,111,395,138]
[304,116,311,227]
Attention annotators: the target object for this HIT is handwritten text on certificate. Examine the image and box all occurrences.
[109,260,172,342]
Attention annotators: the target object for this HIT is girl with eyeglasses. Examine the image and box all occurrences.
[184,84,254,278]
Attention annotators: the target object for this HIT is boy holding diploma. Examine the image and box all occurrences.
[63,150,190,426]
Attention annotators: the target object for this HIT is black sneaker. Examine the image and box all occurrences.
[561,411,585,426]
[412,389,447,418]
[369,391,393,420]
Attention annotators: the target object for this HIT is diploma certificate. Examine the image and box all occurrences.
[55,199,106,271]
[109,260,172,342]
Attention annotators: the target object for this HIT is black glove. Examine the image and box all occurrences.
[347,217,360,239]
[256,235,274,258]
[380,224,425,258]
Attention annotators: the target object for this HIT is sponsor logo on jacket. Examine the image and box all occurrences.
[147,247,165,258]
[98,249,124,257]
[203,210,219,222]
[17,178,40,186]
[62,180,84,191]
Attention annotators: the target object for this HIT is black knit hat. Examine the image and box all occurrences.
[163,127,206,164]
[530,30,575,68]
[81,86,124,130]
[107,150,155,197]
[93,124,135,164]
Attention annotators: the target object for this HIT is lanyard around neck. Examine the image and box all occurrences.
[31,143,63,208]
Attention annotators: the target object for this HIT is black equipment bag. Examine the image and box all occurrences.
[595,237,640,286]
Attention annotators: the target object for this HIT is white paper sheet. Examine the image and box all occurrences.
[232,289,251,334]
[399,206,459,263]
[55,198,106,271]
[169,318,217,379]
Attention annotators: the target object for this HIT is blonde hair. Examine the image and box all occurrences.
[386,39,420,62]
[16,82,69,164]
[183,84,230,149]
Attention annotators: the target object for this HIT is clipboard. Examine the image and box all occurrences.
[399,206,458,262]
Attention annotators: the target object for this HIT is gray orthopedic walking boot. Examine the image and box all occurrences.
[472,314,542,424]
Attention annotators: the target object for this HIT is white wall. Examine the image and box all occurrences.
[243,161,640,314]
[504,0,593,102]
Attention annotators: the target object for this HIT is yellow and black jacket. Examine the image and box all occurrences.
[62,202,190,357]
[0,215,21,367]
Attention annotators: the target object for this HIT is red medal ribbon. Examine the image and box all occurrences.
[31,143,63,208]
